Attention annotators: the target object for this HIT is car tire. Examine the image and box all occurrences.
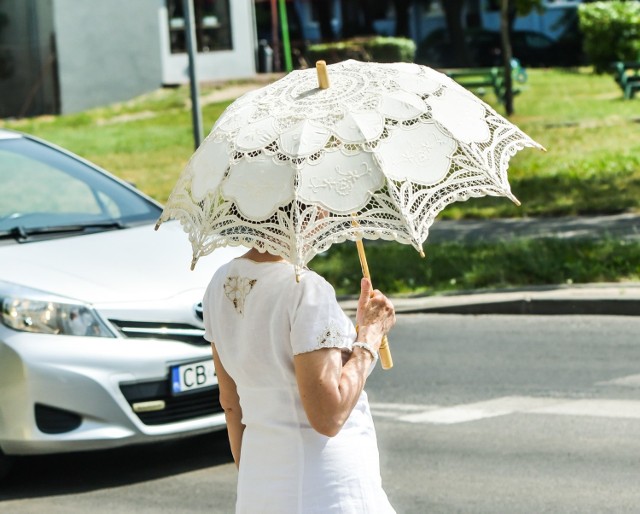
[0,448,13,480]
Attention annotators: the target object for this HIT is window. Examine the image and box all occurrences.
[0,138,161,231]
[0,150,103,217]
[167,0,233,54]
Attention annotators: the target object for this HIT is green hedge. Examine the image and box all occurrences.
[305,36,416,65]
[311,238,640,295]
[578,1,640,73]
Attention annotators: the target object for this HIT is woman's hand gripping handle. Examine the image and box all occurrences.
[355,278,396,369]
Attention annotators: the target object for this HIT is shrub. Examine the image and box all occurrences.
[305,36,416,65]
[311,238,640,295]
[363,36,416,63]
[578,1,640,73]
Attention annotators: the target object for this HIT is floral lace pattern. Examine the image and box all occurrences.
[224,276,257,315]
[295,320,352,355]
[157,60,543,275]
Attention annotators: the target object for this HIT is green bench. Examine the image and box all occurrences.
[442,60,526,105]
[613,61,640,99]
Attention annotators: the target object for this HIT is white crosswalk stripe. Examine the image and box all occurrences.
[597,373,640,387]
[369,402,439,419]
[371,396,640,425]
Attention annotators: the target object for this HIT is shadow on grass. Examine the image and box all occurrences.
[444,170,640,219]
[0,430,233,500]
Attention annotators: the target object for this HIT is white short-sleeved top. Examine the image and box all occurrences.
[202,257,395,514]
[203,258,357,375]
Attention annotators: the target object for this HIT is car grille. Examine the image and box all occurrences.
[109,320,208,346]
[120,379,223,426]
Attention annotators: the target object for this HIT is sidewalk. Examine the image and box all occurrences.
[427,212,640,243]
[340,281,640,317]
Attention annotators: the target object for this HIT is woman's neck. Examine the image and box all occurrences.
[242,248,286,263]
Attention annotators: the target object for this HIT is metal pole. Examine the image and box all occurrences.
[500,0,514,116]
[278,0,293,72]
[270,0,281,72]
[183,0,203,149]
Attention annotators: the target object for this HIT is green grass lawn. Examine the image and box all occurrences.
[3,68,639,294]
[444,68,640,219]
[3,68,639,218]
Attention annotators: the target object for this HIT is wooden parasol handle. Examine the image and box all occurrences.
[316,60,330,89]
[355,239,393,370]
[318,64,390,369]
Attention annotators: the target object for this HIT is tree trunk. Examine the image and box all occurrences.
[340,0,376,38]
[500,0,514,115]
[317,0,335,41]
[394,0,411,38]
[340,0,357,38]
[441,0,469,67]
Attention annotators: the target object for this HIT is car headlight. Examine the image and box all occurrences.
[1,282,114,337]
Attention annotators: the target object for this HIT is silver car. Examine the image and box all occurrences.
[0,129,241,478]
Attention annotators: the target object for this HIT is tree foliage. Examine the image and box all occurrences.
[512,0,544,16]
[578,1,640,73]
[306,36,416,64]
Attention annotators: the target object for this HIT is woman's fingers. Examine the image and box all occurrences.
[357,288,396,331]
[358,278,373,306]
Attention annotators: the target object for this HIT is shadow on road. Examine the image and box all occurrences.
[0,430,233,500]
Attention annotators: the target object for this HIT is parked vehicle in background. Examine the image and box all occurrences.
[0,129,242,479]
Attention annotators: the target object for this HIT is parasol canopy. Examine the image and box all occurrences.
[156,59,544,368]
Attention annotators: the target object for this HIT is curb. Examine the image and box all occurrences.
[339,282,640,316]
[390,298,640,316]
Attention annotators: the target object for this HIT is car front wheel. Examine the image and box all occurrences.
[0,448,13,480]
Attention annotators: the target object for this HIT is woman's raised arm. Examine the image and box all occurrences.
[294,278,395,437]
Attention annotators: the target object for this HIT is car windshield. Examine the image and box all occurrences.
[0,136,162,238]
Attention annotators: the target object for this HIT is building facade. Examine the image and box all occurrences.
[0,0,257,118]
[0,0,585,118]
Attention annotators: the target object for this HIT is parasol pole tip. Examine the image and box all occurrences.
[419,249,426,259]
[379,336,393,370]
[154,220,162,231]
[507,192,521,207]
[316,60,330,89]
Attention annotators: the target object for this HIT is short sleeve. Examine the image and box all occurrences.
[202,264,228,344]
[202,277,215,344]
[290,271,356,356]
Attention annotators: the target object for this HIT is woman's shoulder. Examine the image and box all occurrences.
[285,267,340,310]
[211,259,235,281]
[296,267,334,289]
[205,259,239,297]
[207,258,335,300]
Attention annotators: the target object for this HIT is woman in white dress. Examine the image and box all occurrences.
[203,247,396,513]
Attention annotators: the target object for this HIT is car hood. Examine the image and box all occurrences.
[0,221,244,304]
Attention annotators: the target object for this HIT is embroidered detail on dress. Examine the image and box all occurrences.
[303,320,352,352]
[317,320,348,346]
[224,276,257,315]
[292,320,354,355]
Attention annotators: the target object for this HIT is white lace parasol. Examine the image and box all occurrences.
[156,59,543,275]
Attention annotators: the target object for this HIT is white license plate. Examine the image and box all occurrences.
[171,359,217,394]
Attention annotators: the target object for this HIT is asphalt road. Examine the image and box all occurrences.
[2,314,640,513]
